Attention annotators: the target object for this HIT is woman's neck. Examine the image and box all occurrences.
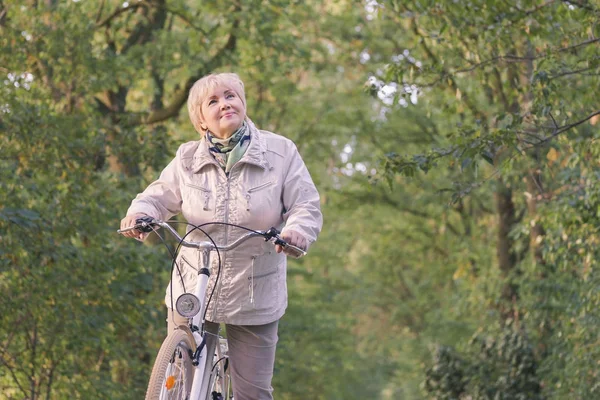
[209,122,245,140]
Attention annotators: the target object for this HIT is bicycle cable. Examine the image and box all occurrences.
[146,227,187,301]
[181,221,272,330]
[211,357,228,372]
[146,220,280,334]
[162,221,221,333]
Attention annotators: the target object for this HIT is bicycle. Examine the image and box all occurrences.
[118,217,306,400]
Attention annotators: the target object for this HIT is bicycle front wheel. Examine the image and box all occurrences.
[146,328,196,400]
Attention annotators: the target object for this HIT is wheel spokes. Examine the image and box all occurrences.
[160,347,189,399]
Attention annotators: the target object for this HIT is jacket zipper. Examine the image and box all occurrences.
[248,253,277,305]
[184,183,210,192]
[213,169,232,321]
[247,180,274,193]
[248,269,277,280]
[246,180,274,211]
[185,183,211,210]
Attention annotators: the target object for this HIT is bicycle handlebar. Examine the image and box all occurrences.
[118,217,307,258]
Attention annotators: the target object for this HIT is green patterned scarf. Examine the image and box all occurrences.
[206,121,251,174]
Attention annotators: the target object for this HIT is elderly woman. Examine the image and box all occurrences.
[120,72,322,399]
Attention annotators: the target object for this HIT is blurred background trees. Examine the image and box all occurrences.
[1,0,598,399]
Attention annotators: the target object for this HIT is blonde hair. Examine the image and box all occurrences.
[187,72,247,134]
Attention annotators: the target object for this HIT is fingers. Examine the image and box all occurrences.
[278,230,307,256]
[119,213,148,240]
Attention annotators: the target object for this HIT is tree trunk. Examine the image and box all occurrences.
[525,170,545,265]
[495,179,518,321]
[102,1,168,177]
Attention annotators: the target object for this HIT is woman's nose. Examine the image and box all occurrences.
[220,100,231,110]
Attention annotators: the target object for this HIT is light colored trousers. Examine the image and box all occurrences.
[167,309,278,400]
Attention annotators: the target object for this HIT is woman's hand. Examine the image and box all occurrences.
[275,230,307,256]
[120,213,150,241]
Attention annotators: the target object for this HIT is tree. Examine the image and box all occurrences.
[362,0,600,398]
[0,0,344,397]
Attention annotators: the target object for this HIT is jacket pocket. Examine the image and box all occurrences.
[248,180,275,193]
[245,254,279,312]
[184,183,212,211]
[167,253,198,307]
[245,180,275,211]
[175,254,197,292]
[249,269,277,280]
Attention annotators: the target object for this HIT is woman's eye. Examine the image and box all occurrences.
[226,93,235,99]
[208,99,217,105]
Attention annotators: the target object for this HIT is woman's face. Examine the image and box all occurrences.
[200,85,246,139]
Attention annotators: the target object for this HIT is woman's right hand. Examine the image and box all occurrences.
[120,213,150,240]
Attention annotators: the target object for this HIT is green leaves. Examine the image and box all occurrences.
[0,208,41,227]
[363,1,600,398]
[426,327,544,400]
[1,0,598,398]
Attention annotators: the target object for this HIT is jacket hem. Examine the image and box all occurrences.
[165,303,286,326]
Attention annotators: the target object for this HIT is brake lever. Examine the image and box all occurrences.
[135,216,156,233]
[116,216,157,234]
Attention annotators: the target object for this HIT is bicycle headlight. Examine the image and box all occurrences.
[175,293,201,318]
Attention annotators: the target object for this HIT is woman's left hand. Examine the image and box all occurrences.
[275,230,307,255]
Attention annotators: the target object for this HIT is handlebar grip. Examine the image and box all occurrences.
[264,227,306,258]
[282,243,307,258]
[135,216,156,233]
[273,238,306,258]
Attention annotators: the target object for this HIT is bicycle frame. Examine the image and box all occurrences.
[119,219,306,399]
[159,222,266,399]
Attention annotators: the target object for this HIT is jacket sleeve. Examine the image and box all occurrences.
[281,143,323,250]
[126,149,183,221]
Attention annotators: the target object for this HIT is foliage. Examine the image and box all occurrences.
[0,0,376,398]
[426,327,543,400]
[368,0,599,189]
[0,82,167,399]
[363,1,600,399]
[1,0,600,399]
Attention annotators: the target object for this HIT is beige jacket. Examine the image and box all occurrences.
[127,122,323,325]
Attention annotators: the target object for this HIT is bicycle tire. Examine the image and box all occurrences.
[145,328,196,400]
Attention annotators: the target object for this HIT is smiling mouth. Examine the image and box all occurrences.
[221,112,235,119]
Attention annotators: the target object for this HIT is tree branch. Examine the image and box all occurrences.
[533,110,600,144]
[337,189,432,219]
[0,350,29,398]
[501,0,558,15]
[29,321,37,399]
[423,38,600,86]
[44,356,58,400]
[0,0,7,27]
[514,110,600,149]
[120,0,166,55]
[95,0,106,24]
[139,26,239,125]
[555,37,600,53]
[166,6,209,35]
[96,1,148,28]
[411,18,487,121]
[550,66,598,80]
[564,0,598,12]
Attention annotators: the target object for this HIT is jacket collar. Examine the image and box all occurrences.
[190,119,269,173]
